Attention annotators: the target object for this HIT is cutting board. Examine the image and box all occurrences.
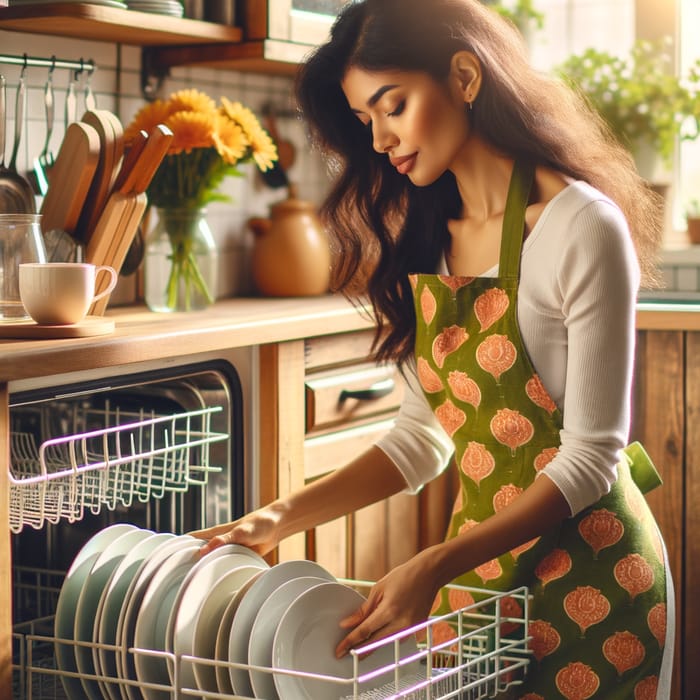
[39,121,100,236]
[0,316,115,339]
[75,109,124,245]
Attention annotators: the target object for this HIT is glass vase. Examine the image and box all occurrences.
[144,207,218,313]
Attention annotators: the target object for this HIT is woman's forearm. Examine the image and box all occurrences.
[426,473,571,588]
[275,445,409,540]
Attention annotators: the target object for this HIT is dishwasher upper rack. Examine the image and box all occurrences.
[9,401,228,533]
[13,570,532,700]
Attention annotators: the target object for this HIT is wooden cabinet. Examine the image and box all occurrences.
[630,329,698,700]
[258,329,456,581]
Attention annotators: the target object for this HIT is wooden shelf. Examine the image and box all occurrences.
[143,39,308,77]
[0,2,242,46]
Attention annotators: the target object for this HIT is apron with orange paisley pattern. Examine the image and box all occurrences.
[410,160,668,699]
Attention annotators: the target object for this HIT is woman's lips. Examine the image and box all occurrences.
[390,153,417,175]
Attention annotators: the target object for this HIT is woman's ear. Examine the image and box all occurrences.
[450,51,482,106]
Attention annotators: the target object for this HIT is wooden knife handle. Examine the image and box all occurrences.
[114,129,148,193]
[132,124,174,194]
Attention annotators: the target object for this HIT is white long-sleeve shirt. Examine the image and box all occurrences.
[376,180,641,516]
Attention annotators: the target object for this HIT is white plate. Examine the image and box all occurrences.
[54,523,137,700]
[115,534,188,700]
[228,559,336,696]
[248,576,331,700]
[191,564,266,695]
[213,571,265,695]
[74,527,154,700]
[131,539,204,700]
[272,582,420,700]
[94,531,173,700]
[167,544,269,689]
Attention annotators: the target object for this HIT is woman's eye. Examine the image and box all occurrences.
[387,100,406,117]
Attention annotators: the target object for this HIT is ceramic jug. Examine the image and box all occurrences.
[248,185,331,297]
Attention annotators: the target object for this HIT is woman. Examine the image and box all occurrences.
[194,0,673,696]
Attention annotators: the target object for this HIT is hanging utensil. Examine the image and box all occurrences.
[30,61,56,196]
[83,66,97,112]
[65,69,78,128]
[0,65,36,214]
[0,74,26,213]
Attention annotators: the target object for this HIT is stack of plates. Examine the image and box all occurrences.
[54,523,420,699]
[126,0,184,16]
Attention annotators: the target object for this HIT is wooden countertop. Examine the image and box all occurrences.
[636,302,700,331]
[0,295,374,383]
[0,296,697,383]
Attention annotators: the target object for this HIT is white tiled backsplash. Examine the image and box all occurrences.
[0,28,331,301]
[640,246,700,301]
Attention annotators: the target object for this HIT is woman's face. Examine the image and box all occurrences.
[341,66,471,186]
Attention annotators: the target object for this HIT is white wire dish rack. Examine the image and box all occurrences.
[9,401,228,533]
[13,570,531,700]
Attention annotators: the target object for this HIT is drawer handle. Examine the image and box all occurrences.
[339,377,395,403]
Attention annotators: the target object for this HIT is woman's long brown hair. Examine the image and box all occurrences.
[295,0,662,366]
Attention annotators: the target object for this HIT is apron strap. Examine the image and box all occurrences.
[499,159,535,278]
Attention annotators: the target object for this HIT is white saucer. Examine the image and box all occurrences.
[272,581,420,700]
[94,531,171,700]
[213,571,264,695]
[167,544,269,689]
[248,576,331,700]
[191,564,265,695]
[114,533,184,700]
[54,523,137,700]
[132,539,203,699]
[227,559,336,696]
[74,527,153,700]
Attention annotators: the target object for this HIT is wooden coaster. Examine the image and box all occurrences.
[0,316,115,339]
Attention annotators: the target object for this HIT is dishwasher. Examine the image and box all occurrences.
[9,352,532,699]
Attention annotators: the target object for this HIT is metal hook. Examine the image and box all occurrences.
[21,53,28,78]
[49,55,56,77]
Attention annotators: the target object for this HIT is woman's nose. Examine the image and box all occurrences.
[372,124,397,154]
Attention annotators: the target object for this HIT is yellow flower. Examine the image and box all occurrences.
[165,111,216,154]
[124,99,175,145]
[168,88,218,116]
[213,114,248,165]
[220,97,278,171]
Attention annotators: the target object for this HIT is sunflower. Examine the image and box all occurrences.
[165,111,216,155]
[213,115,248,165]
[124,88,279,310]
[125,89,277,208]
[220,97,278,171]
[123,99,175,144]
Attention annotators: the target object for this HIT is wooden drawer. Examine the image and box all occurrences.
[304,416,396,480]
[305,363,403,433]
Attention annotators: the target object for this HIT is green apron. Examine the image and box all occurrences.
[410,161,668,698]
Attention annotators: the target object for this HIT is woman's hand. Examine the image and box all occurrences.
[188,502,287,557]
[335,548,443,659]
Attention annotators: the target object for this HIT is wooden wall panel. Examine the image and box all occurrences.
[684,332,700,698]
[630,330,683,699]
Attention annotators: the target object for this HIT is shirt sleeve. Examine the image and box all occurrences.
[536,197,641,515]
[375,359,455,494]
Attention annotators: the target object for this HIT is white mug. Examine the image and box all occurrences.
[19,262,118,325]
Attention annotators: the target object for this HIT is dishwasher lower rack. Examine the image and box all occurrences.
[13,572,532,700]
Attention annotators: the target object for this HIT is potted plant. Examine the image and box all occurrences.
[686,199,700,245]
[482,0,544,35]
[557,38,700,178]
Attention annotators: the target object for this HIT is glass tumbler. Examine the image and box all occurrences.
[0,214,47,321]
